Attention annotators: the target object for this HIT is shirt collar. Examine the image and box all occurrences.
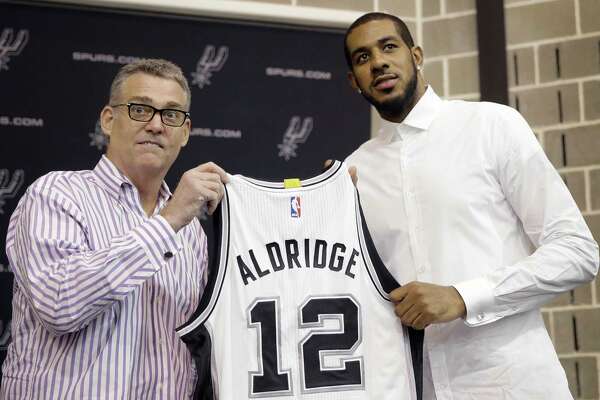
[91,155,172,205]
[377,86,443,143]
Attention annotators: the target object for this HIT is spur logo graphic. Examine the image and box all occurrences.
[277,116,313,161]
[191,45,229,89]
[0,28,29,71]
[0,169,25,215]
[89,120,108,150]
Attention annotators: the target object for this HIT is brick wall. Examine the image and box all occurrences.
[505,1,600,398]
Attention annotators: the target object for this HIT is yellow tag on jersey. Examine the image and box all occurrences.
[284,178,302,189]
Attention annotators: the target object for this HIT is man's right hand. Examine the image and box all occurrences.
[160,162,229,232]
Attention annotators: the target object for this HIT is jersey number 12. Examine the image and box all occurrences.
[248,295,364,397]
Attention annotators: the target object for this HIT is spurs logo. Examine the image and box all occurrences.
[89,120,108,150]
[0,28,29,71]
[0,169,25,215]
[0,319,11,349]
[191,45,229,89]
[277,117,313,161]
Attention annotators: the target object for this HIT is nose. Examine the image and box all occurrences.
[370,49,388,72]
[145,111,165,134]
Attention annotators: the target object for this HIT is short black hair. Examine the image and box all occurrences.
[344,12,415,70]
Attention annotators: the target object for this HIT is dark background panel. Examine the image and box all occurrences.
[0,1,369,376]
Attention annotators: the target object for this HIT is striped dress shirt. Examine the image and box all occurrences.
[1,156,207,399]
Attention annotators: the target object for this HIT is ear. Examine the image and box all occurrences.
[180,118,191,147]
[100,106,114,139]
[412,46,424,70]
[347,70,359,92]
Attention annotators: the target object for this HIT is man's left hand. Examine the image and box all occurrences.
[323,159,358,186]
[390,282,467,330]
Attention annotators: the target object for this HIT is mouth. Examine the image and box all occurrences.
[137,140,164,149]
[372,74,399,91]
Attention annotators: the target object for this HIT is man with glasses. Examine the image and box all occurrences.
[1,59,227,399]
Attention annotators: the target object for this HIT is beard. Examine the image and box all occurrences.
[360,61,418,118]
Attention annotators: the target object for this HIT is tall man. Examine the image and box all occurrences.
[344,12,599,399]
[1,59,227,399]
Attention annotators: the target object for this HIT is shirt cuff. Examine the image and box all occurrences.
[131,215,182,268]
[453,277,500,327]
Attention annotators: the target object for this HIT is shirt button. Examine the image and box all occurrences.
[417,265,426,273]
[477,313,485,321]
[164,251,173,259]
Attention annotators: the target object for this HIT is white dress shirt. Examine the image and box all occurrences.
[346,87,599,400]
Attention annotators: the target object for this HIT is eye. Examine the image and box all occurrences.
[355,53,369,65]
[163,110,178,119]
[383,43,397,51]
[131,104,151,115]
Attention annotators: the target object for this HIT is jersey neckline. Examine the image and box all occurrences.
[232,160,344,191]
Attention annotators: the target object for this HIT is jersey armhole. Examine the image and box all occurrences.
[355,190,400,294]
[355,189,424,400]
[176,186,230,337]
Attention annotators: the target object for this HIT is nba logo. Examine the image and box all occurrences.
[290,196,301,218]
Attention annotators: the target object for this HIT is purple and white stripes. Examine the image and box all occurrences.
[1,156,206,399]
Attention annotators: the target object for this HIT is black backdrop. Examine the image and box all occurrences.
[0,0,369,374]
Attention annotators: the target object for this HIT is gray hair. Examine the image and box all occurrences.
[108,58,191,110]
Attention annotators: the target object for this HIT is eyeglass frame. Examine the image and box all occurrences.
[110,102,191,127]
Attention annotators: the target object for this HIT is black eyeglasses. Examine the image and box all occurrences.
[111,103,190,127]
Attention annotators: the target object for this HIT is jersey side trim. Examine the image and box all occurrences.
[176,187,231,336]
[355,190,424,400]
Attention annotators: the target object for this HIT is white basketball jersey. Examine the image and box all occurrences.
[177,161,422,400]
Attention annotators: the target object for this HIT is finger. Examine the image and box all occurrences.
[390,286,408,303]
[195,162,229,183]
[194,172,226,184]
[198,182,220,199]
[196,179,222,192]
[196,186,222,215]
[411,314,429,330]
[194,184,219,205]
[209,179,225,200]
[206,187,225,215]
[348,166,358,186]
[394,300,415,319]
[207,199,219,215]
[394,303,403,319]
[323,159,333,170]
[402,307,422,327]
[187,181,222,202]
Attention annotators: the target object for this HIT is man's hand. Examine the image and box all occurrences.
[390,282,467,330]
[160,162,229,232]
[323,159,358,186]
